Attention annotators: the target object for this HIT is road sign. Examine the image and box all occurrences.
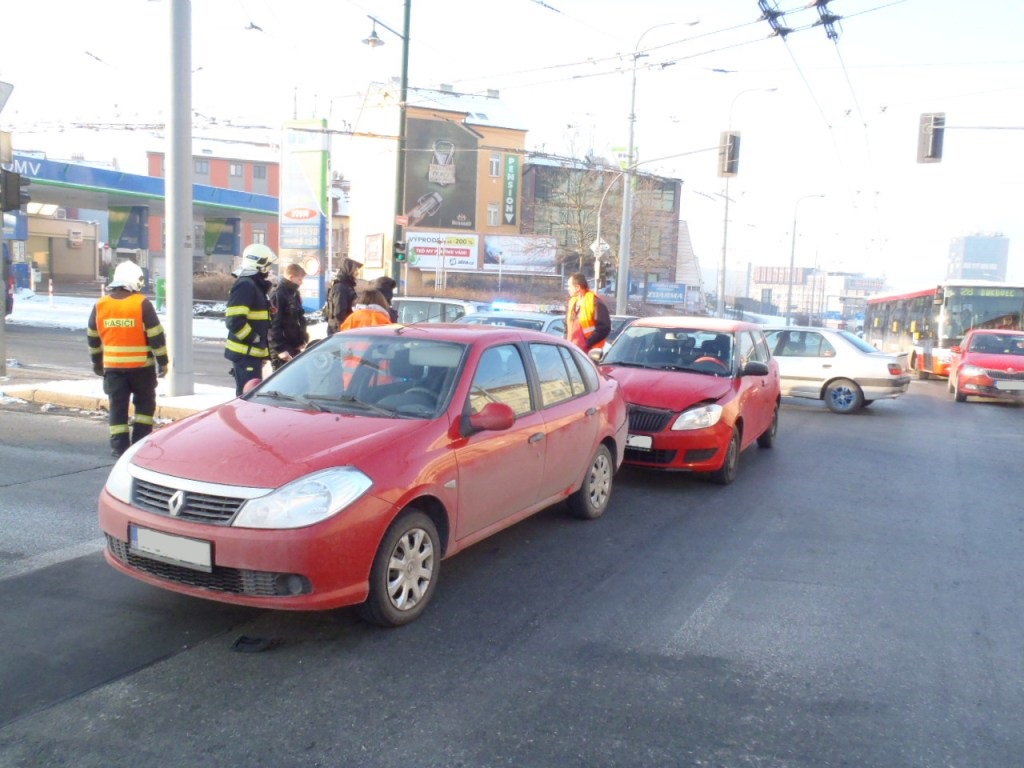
[396,214,409,226]
[590,239,610,254]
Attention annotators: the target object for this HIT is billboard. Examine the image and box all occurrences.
[406,231,479,270]
[404,118,479,230]
[483,235,557,274]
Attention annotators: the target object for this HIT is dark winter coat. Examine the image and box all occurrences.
[325,258,361,335]
[268,277,309,359]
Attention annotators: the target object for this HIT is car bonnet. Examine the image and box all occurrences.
[602,365,734,410]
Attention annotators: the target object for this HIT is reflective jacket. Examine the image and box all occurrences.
[566,290,611,351]
[224,273,272,361]
[87,291,168,370]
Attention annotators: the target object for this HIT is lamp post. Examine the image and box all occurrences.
[785,193,824,326]
[364,0,411,293]
[594,169,624,288]
[717,87,776,317]
[616,20,696,316]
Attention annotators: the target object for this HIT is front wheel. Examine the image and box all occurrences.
[358,510,440,627]
[709,427,740,485]
[825,378,864,414]
[953,376,967,403]
[567,444,614,520]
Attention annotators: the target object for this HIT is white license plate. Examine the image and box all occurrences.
[130,525,213,572]
[995,380,1024,391]
[626,434,653,450]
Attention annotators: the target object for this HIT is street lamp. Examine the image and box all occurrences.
[363,1,411,292]
[785,193,825,326]
[616,20,698,316]
[717,87,776,317]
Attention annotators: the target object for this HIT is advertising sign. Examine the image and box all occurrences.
[406,231,479,270]
[405,118,479,230]
[279,119,328,250]
[483,235,557,274]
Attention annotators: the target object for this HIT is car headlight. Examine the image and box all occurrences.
[233,467,373,529]
[104,440,149,504]
[671,404,724,431]
[961,364,987,378]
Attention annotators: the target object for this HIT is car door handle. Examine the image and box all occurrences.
[585,407,597,416]
[529,432,545,444]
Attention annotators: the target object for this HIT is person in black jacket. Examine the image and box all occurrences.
[268,262,309,371]
[325,258,362,336]
[224,243,277,394]
[372,275,399,322]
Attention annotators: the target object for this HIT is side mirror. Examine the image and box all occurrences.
[950,345,961,354]
[741,361,770,377]
[462,402,516,436]
[589,348,605,363]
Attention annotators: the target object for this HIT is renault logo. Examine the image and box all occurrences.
[168,490,186,516]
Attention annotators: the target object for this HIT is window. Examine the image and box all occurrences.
[488,203,500,227]
[194,159,209,175]
[253,165,267,180]
[469,345,532,416]
[489,153,501,177]
[229,163,243,177]
[530,343,578,408]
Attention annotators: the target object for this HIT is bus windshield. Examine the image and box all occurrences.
[942,285,1024,345]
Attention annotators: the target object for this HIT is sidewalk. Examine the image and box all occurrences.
[1,289,236,419]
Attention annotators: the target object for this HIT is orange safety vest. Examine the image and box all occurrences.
[566,290,605,351]
[95,293,154,369]
[339,307,396,387]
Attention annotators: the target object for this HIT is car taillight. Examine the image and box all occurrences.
[887,363,903,375]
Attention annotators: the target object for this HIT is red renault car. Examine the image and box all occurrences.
[595,316,780,484]
[948,328,1024,403]
[99,325,628,626]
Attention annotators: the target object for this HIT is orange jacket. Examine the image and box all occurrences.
[339,304,394,331]
[566,290,610,351]
[88,292,168,369]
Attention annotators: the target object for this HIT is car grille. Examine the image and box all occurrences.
[105,535,301,597]
[624,448,677,464]
[133,478,245,524]
[986,369,1024,381]
[627,405,673,433]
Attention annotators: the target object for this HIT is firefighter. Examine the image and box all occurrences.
[87,260,169,457]
[224,243,277,395]
[565,272,611,353]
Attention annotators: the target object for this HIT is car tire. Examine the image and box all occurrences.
[756,404,778,449]
[825,378,864,414]
[861,400,874,408]
[709,428,740,485]
[567,444,614,520]
[358,510,440,627]
[953,377,967,403]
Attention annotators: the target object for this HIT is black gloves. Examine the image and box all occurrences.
[158,365,168,378]
[93,362,104,376]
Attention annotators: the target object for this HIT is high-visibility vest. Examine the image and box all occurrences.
[567,290,605,351]
[95,293,155,368]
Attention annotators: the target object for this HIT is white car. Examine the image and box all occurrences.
[456,310,566,337]
[391,296,491,324]
[765,326,911,414]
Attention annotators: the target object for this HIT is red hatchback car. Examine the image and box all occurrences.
[98,325,628,626]
[595,317,780,484]
[948,328,1024,403]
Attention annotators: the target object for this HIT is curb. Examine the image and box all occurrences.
[0,385,231,420]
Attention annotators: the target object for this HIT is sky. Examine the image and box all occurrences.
[2,0,1023,295]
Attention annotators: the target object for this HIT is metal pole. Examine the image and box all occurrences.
[785,194,823,326]
[166,0,194,396]
[615,49,640,317]
[392,0,411,294]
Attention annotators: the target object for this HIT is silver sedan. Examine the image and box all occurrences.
[765,326,911,414]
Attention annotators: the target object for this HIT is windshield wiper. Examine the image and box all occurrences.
[336,395,397,416]
[257,390,327,412]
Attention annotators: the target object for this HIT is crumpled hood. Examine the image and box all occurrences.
[602,366,732,411]
[130,399,434,488]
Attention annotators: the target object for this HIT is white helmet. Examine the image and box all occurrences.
[108,260,145,292]
[234,243,278,276]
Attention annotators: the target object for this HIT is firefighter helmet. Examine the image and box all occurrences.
[108,260,145,292]
[234,243,278,276]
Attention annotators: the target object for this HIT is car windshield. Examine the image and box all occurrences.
[603,326,734,375]
[246,335,467,418]
[837,330,880,354]
[969,334,1024,354]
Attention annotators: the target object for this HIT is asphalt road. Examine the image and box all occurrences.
[1,367,1023,767]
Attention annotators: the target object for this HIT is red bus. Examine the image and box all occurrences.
[863,280,1024,379]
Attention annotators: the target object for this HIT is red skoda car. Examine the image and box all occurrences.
[595,317,780,484]
[99,325,628,626]
[948,328,1024,403]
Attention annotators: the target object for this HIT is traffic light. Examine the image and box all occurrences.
[394,240,407,262]
[718,131,741,177]
[917,112,945,163]
[1,169,30,212]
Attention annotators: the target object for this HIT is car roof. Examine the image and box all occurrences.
[629,315,763,333]
[463,310,561,320]
[345,322,561,343]
[764,325,845,333]
[392,296,490,308]
[970,328,1024,335]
